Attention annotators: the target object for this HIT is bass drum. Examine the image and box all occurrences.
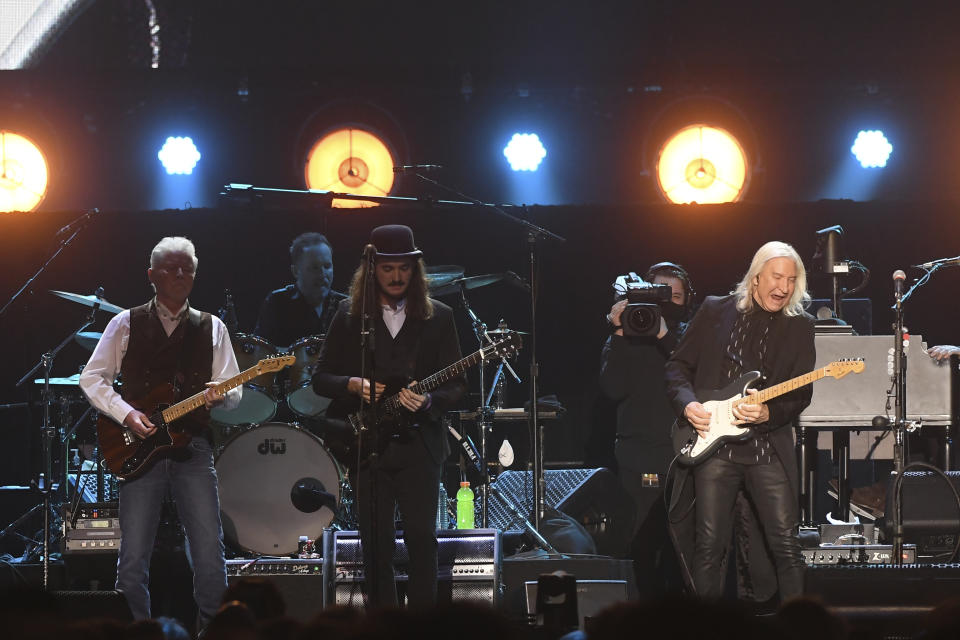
[286,335,333,418]
[211,334,278,427]
[216,423,343,556]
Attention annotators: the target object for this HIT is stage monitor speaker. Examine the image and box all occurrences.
[487,468,636,557]
[884,470,960,561]
[226,558,324,621]
[323,528,501,608]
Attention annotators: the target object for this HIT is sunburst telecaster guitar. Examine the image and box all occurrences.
[673,358,865,466]
[97,354,295,480]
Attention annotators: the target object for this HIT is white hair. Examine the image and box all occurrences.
[150,236,198,271]
[733,241,810,317]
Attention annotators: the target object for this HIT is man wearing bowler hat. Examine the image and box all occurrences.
[312,224,466,608]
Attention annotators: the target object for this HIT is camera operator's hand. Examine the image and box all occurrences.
[684,401,712,438]
[607,300,627,336]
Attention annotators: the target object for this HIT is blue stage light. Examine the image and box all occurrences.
[850,130,892,168]
[158,136,201,175]
[503,133,546,171]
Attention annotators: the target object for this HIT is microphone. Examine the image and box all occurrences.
[55,208,100,238]
[893,269,906,300]
[393,164,443,174]
[914,256,960,269]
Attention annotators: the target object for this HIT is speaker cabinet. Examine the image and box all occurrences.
[884,471,960,560]
[323,528,501,608]
[487,468,636,557]
[226,559,324,621]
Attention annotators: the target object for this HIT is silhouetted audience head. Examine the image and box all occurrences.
[204,601,258,640]
[774,596,847,640]
[222,576,287,620]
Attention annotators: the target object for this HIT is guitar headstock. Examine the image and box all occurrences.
[257,354,296,373]
[824,358,865,379]
[486,331,523,360]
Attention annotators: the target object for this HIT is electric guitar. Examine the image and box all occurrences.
[673,358,864,466]
[328,332,522,466]
[97,354,295,479]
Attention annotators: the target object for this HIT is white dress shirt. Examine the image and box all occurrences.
[382,298,407,338]
[79,299,241,425]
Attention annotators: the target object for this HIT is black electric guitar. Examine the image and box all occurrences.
[672,358,864,466]
[97,355,295,479]
[328,332,522,464]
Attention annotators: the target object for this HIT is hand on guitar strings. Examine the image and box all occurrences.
[398,381,428,412]
[731,388,769,425]
[203,382,226,409]
[684,402,712,439]
[123,409,157,439]
[348,377,386,403]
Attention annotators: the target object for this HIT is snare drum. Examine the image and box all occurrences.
[211,333,278,426]
[286,335,332,418]
[216,422,344,555]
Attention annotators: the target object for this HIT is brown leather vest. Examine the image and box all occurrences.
[120,302,214,435]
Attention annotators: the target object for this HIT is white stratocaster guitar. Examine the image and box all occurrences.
[673,358,864,466]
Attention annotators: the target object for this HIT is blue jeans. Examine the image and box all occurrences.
[116,437,226,626]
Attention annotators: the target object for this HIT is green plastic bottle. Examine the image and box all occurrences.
[456,481,475,529]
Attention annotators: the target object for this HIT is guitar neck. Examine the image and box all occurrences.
[382,347,486,413]
[733,367,826,407]
[160,365,259,423]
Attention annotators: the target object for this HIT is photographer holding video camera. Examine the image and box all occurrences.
[599,261,695,595]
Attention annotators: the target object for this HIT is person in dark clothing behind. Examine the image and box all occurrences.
[312,224,466,609]
[254,232,347,346]
[599,262,694,595]
[665,241,815,603]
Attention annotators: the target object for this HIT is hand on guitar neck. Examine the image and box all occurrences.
[122,382,226,440]
[684,388,769,439]
[348,377,386,403]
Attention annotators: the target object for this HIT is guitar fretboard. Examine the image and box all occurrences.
[732,367,826,407]
[160,364,265,422]
[382,343,495,414]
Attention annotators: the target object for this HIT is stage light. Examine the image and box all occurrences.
[304,127,395,208]
[656,124,749,204]
[851,130,892,168]
[158,136,201,175]
[0,130,49,212]
[503,133,546,172]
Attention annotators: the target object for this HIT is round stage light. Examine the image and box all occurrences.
[0,129,49,212]
[656,124,750,204]
[851,130,892,168]
[304,127,395,208]
[158,136,201,175]
[503,133,547,171]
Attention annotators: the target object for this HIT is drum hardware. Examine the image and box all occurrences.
[286,335,332,419]
[216,422,345,556]
[429,272,510,298]
[9,285,112,588]
[424,265,465,289]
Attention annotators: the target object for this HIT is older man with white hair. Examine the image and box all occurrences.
[79,236,240,629]
[665,241,815,604]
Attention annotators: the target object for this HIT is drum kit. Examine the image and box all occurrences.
[31,267,519,556]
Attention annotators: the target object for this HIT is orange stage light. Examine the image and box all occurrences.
[0,130,49,212]
[304,127,395,208]
[656,124,750,204]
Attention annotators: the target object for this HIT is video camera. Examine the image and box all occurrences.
[614,272,672,337]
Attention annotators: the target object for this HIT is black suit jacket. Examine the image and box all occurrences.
[311,298,466,465]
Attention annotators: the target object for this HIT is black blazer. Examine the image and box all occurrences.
[311,298,466,465]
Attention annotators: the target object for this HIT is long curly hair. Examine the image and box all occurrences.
[348,256,434,320]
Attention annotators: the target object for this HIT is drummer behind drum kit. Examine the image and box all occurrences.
[49,266,522,557]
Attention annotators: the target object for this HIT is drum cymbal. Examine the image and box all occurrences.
[76,331,103,351]
[425,265,465,289]
[50,290,124,315]
[486,328,529,336]
[34,373,81,386]
[430,273,505,297]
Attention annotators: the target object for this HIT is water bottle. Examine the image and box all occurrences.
[435,481,449,530]
[456,481,475,529]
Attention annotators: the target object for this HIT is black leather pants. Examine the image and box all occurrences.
[691,455,804,601]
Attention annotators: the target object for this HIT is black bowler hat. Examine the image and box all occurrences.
[370,224,422,258]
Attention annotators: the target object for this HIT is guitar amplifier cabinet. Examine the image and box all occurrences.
[322,528,501,608]
[226,558,325,621]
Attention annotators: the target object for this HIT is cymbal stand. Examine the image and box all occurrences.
[459,286,521,527]
[12,291,104,589]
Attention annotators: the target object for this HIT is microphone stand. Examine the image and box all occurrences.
[11,290,104,589]
[357,246,381,606]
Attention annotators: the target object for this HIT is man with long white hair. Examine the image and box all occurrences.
[665,241,815,603]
